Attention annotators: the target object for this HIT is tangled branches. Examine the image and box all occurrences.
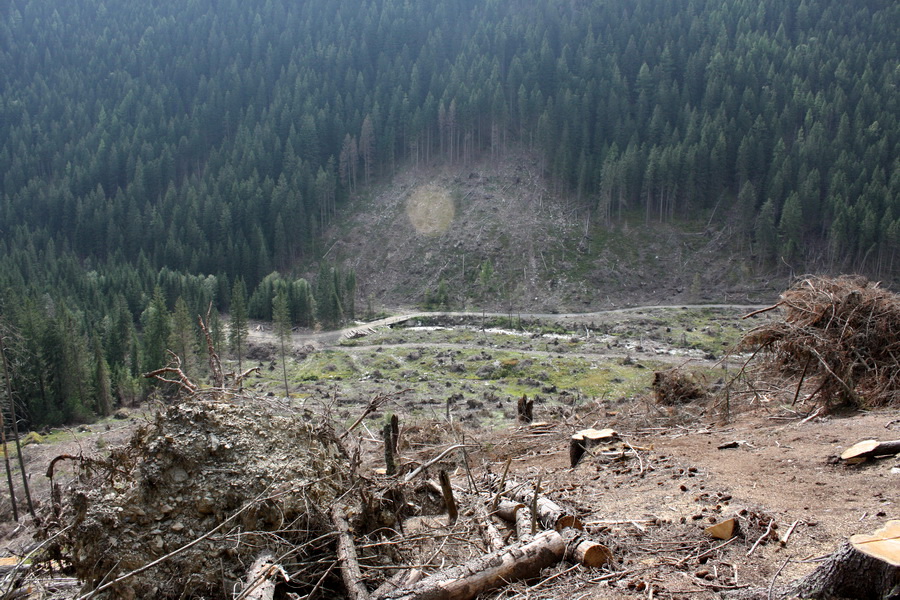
[738,275,900,408]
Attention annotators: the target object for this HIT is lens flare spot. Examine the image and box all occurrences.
[405,184,455,235]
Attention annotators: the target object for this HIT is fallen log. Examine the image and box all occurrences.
[332,506,371,600]
[474,503,505,551]
[515,506,535,544]
[840,439,900,462]
[378,529,566,600]
[237,553,287,600]
[373,569,424,599]
[504,480,582,531]
[492,499,525,523]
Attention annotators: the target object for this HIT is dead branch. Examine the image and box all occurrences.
[143,351,198,394]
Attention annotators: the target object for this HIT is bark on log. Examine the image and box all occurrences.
[504,480,582,531]
[785,538,900,600]
[840,439,900,461]
[332,506,372,600]
[474,503,505,551]
[515,506,535,544]
[560,527,613,568]
[493,499,525,523]
[238,552,286,600]
[373,569,424,598]
[378,530,566,600]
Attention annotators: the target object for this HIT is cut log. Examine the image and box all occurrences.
[840,439,900,462]
[504,480,582,531]
[493,499,525,522]
[378,529,566,600]
[474,502,505,551]
[331,506,372,600]
[238,552,287,600]
[705,518,737,541]
[373,569,424,598]
[560,527,613,568]
[569,428,618,467]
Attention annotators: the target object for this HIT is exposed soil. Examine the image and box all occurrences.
[1,306,898,599]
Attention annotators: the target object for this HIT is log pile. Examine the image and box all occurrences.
[738,275,900,407]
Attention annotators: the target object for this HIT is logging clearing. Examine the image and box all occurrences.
[0,294,898,599]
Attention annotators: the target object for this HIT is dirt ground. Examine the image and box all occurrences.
[465,404,900,597]
[1,306,898,599]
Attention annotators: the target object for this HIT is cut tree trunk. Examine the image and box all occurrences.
[504,480,582,531]
[493,499,525,522]
[785,521,900,600]
[840,439,900,462]
[378,529,566,600]
[569,428,618,467]
[515,506,535,544]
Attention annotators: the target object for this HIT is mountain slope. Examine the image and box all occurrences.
[325,152,783,313]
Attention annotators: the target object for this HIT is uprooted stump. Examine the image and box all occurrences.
[738,275,900,408]
[41,399,352,599]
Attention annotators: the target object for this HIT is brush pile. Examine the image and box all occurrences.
[738,275,900,408]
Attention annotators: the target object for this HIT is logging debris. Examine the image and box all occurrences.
[652,368,708,405]
[738,274,900,408]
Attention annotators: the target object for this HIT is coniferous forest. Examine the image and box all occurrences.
[0,0,897,426]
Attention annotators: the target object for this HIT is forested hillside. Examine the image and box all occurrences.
[0,0,897,426]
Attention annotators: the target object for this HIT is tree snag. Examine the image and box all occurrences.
[517,395,534,423]
[438,470,458,524]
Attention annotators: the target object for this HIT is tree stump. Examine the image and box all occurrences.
[786,520,900,600]
[569,428,618,467]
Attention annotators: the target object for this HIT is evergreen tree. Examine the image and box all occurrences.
[272,289,291,399]
[229,278,249,378]
[141,287,171,377]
